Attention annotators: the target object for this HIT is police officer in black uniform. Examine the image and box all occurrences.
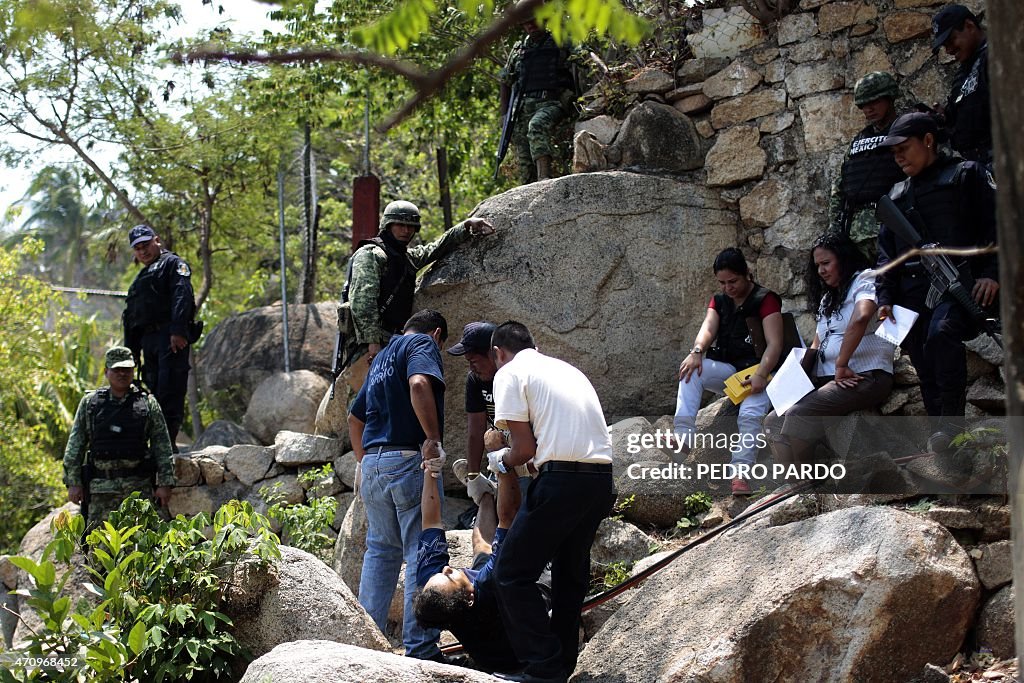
[875,112,998,451]
[932,4,991,165]
[123,225,198,448]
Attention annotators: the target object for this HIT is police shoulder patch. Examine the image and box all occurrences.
[177,261,192,277]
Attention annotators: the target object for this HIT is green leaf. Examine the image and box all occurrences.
[128,621,148,656]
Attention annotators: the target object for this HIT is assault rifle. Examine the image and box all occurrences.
[876,195,1002,348]
[329,305,351,400]
[80,460,93,542]
[494,81,522,180]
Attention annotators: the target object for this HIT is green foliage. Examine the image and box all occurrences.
[907,497,933,512]
[0,239,110,553]
[609,493,635,521]
[601,560,631,589]
[5,495,281,681]
[672,491,714,534]
[682,491,712,518]
[260,465,338,562]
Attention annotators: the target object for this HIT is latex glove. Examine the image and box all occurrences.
[486,447,511,476]
[466,475,497,505]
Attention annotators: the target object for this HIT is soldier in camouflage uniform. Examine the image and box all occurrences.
[828,72,906,263]
[64,346,175,528]
[499,15,578,184]
[335,201,495,398]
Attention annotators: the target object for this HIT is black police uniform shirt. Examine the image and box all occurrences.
[945,40,991,162]
[123,250,196,340]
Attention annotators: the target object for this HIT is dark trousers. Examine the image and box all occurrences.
[141,326,190,444]
[901,300,976,419]
[494,469,615,679]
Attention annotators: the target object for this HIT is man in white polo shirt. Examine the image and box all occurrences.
[486,321,615,683]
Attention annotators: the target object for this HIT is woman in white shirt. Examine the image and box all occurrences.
[764,233,895,466]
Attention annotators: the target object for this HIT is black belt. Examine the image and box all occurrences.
[522,89,560,100]
[373,444,420,453]
[539,461,612,474]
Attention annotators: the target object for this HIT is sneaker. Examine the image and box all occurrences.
[731,477,752,496]
[452,458,470,485]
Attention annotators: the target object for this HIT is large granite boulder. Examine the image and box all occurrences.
[242,371,330,444]
[225,545,389,659]
[417,171,738,457]
[190,420,260,451]
[240,640,497,683]
[574,506,980,682]
[605,102,705,173]
[197,303,337,421]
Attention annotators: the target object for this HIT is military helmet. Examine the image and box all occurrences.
[854,71,899,107]
[379,200,422,232]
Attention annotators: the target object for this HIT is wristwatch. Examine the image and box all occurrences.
[690,346,703,355]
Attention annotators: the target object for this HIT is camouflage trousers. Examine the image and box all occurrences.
[85,481,167,530]
[513,97,566,183]
[848,206,880,265]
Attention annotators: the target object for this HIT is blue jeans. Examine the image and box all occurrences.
[358,448,442,658]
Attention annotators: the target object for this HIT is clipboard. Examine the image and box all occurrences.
[723,364,767,405]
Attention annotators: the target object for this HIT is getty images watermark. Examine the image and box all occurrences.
[624,428,846,482]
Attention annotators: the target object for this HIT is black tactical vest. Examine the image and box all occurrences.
[124,252,174,330]
[709,285,774,370]
[888,156,973,305]
[348,237,416,335]
[890,156,969,249]
[949,42,991,162]
[88,389,149,461]
[841,127,906,206]
[518,33,574,95]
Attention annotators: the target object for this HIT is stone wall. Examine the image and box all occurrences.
[575,0,986,322]
[168,431,357,541]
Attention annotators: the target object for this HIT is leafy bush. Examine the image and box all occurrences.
[260,465,338,562]
[0,239,108,554]
[5,495,281,682]
[602,561,632,590]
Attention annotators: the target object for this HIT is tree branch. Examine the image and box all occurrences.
[180,0,550,133]
[176,47,430,88]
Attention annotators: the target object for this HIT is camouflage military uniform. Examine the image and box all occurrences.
[828,71,905,263]
[500,31,577,184]
[63,387,175,526]
[339,221,475,393]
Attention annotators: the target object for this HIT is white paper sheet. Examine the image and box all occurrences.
[766,348,815,417]
[873,305,919,346]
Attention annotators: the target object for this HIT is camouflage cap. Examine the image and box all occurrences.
[854,72,899,107]
[379,200,421,233]
[104,346,136,369]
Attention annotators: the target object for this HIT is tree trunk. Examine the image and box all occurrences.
[985,0,1024,659]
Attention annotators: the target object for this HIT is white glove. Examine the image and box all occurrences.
[422,442,447,479]
[486,448,511,476]
[466,475,497,505]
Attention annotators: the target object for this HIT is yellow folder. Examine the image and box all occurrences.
[723,364,771,405]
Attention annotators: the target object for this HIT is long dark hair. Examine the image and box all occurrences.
[805,233,870,319]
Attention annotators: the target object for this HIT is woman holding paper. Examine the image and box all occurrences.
[673,248,784,496]
[764,233,895,466]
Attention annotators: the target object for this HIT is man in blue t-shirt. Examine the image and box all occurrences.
[348,308,448,661]
[414,448,549,674]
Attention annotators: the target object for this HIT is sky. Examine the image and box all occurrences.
[0,0,284,232]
